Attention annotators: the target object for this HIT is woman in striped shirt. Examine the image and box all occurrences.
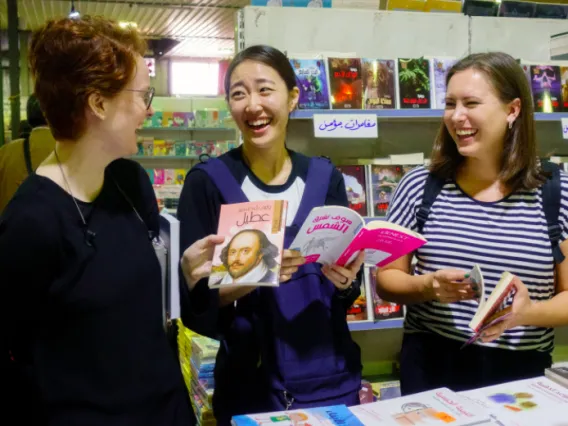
[377,52,568,395]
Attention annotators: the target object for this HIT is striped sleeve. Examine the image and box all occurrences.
[558,172,568,242]
[386,165,430,232]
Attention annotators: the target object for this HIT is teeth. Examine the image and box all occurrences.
[456,129,477,136]
[248,119,271,126]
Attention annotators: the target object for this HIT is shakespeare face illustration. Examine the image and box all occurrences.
[220,230,279,279]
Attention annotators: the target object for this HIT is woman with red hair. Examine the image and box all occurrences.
[0,16,219,426]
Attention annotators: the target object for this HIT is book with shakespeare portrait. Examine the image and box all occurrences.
[208,200,288,288]
[289,205,426,268]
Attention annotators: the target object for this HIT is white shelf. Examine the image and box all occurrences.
[290,109,568,122]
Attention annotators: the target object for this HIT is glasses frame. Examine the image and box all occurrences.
[126,87,155,110]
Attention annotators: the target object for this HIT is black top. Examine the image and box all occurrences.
[177,147,360,338]
[0,159,194,426]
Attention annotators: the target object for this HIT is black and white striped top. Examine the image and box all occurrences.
[387,165,568,352]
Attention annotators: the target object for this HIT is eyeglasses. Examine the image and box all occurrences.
[125,87,155,110]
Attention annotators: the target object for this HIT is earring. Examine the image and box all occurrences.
[508,120,514,130]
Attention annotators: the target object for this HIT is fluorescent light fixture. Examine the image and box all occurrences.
[69,0,80,19]
[119,21,138,29]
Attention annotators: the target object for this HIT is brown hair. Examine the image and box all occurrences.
[29,16,147,141]
[429,51,544,191]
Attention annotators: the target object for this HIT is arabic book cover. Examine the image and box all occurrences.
[369,165,404,217]
[397,57,432,109]
[430,57,457,109]
[328,57,363,109]
[530,65,562,113]
[208,200,288,288]
[289,205,426,268]
[289,58,330,109]
[361,59,396,110]
[336,164,368,216]
[351,387,492,425]
[367,266,404,321]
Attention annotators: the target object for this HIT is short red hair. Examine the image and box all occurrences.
[29,16,147,141]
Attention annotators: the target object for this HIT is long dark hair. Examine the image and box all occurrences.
[429,51,544,191]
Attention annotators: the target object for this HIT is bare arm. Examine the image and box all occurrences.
[376,254,475,305]
[375,254,434,304]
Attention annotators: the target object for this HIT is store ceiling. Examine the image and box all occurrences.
[0,0,248,58]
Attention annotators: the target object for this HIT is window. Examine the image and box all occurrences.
[170,60,219,96]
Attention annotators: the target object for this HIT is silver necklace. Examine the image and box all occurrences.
[54,148,88,229]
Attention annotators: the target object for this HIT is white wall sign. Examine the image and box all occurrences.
[562,117,568,140]
[313,114,378,138]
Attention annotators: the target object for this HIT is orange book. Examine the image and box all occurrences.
[208,200,287,288]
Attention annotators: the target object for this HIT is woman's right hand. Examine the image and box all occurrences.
[181,234,225,291]
[425,269,477,303]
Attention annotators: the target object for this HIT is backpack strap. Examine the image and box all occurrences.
[22,134,33,175]
[291,156,333,229]
[192,158,249,204]
[416,172,446,234]
[541,161,565,264]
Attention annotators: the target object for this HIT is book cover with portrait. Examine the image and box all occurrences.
[328,57,363,109]
[208,200,288,288]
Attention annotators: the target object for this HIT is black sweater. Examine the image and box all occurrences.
[0,159,194,426]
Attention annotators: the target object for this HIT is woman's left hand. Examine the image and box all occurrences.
[479,276,533,343]
[322,251,366,291]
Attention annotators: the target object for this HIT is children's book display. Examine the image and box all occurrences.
[208,200,288,288]
[289,205,426,268]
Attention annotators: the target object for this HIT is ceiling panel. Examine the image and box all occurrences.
[0,0,246,57]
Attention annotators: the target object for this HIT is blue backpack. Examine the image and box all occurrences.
[191,156,362,421]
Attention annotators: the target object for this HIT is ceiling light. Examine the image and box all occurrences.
[119,21,138,29]
[69,0,80,19]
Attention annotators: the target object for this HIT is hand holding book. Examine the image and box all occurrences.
[427,269,477,304]
[476,275,531,344]
[279,249,306,283]
[322,251,365,291]
[181,234,226,290]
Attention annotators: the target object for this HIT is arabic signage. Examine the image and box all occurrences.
[563,118,568,140]
[313,114,378,138]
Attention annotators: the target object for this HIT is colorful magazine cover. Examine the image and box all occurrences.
[289,58,330,109]
[530,65,562,113]
[397,57,431,109]
[361,59,396,110]
[328,57,363,109]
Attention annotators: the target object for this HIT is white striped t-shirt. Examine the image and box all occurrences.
[386,165,568,352]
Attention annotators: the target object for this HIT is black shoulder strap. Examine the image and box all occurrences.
[416,172,446,234]
[541,161,565,264]
[23,134,33,175]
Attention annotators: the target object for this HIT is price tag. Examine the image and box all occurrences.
[562,118,568,140]
[313,114,378,138]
